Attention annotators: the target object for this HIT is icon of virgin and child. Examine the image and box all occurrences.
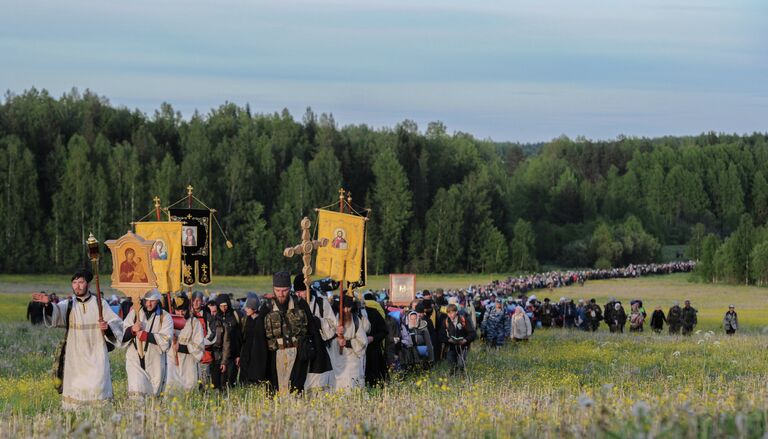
[119,247,149,283]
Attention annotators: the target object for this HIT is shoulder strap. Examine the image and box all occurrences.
[65,299,75,330]
[65,298,74,331]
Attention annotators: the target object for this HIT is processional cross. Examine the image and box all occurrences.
[283,217,328,299]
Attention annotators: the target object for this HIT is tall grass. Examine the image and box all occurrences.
[3,274,768,437]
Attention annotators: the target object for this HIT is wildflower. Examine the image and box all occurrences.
[578,394,594,408]
[631,401,650,418]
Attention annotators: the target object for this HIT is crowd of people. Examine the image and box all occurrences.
[30,259,744,410]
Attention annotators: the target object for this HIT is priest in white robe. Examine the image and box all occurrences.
[329,294,368,391]
[122,290,173,398]
[165,294,205,392]
[32,270,124,409]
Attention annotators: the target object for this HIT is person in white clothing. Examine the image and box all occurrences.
[122,290,173,398]
[32,270,124,409]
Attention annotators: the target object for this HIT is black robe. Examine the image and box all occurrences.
[364,305,388,386]
[307,296,333,375]
[239,313,268,385]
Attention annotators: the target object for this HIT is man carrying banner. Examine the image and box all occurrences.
[31,270,124,409]
[122,290,173,398]
[328,294,368,390]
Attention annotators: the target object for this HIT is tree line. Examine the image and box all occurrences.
[1,88,767,276]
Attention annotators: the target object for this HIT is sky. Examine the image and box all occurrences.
[1,0,766,142]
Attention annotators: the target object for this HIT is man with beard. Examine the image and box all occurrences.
[261,271,316,394]
[32,270,124,409]
[122,290,173,398]
[328,294,368,390]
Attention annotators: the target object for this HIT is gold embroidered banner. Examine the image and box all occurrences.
[135,222,182,293]
[314,209,366,283]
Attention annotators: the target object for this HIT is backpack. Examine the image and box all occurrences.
[52,299,74,394]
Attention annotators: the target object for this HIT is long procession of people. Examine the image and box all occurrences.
[30,260,741,409]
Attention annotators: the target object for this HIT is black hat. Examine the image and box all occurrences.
[331,294,356,314]
[273,271,291,288]
[71,269,93,283]
[293,273,307,292]
[215,294,231,307]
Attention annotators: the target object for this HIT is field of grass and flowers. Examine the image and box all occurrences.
[2,273,768,438]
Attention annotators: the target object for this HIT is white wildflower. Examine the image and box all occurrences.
[578,394,594,408]
[631,401,650,418]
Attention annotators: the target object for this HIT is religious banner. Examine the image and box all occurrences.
[314,209,366,284]
[105,231,159,300]
[169,208,212,286]
[390,274,416,306]
[135,221,182,293]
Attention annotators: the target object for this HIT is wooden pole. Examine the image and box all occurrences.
[86,233,104,327]
[337,188,346,353]
[153,196,161,221]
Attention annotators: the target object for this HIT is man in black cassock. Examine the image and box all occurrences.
[239,293,268,386]
[363,292,388,386]
[260,271,317,394]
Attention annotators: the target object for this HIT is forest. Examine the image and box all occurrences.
[1,88,767,278]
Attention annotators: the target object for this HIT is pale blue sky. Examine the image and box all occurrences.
[1,0,766,142]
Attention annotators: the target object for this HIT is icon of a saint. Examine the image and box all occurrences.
[183,227,197,247]
[331,229,348,250]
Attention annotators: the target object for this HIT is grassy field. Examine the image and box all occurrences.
[2,273,768,437]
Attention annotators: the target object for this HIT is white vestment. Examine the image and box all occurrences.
[328,314,368,391]
[123,308,173,397]
[166,316,205,392]
[44,294,124,409]
[304,296,337,391]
